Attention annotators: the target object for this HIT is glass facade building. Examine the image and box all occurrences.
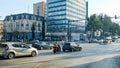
[47,0,86,40]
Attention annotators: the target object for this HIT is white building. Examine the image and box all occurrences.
[3,13,44,41]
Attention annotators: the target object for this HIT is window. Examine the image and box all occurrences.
[26,15,29,19]
[22,15,24,19]
[0,44,8,48]
[26,24,29,30]
[38,23,41,31]
[12,44,21,48]
[21,24,24,27]
[31,16,34,20]
[16,16,19,20]
[22,45,30,48]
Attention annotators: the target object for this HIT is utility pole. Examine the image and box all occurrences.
[67,20,70,42]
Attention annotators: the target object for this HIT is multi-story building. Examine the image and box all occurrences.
[0,20,3,40]
[33,1,46,18]
[3,13,44,41]
[47,0,86,41]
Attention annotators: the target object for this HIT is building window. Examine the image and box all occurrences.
[22,15,24,19]
[11,16,13,20]
[16,16,19,20]
[21,24,24,27]
[34,16,36,20]
[37,7,40,15]
[26,24,29,30]
[31,16,34,20]
[26,15,29,19]
[38,23,41,31]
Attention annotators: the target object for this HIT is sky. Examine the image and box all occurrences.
[0,0,120,20]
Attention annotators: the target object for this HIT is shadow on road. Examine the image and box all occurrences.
[39,50,74,56]
[0,56,34,60]
[65,56,120,68]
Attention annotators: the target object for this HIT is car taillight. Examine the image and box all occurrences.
[5,47,9,50]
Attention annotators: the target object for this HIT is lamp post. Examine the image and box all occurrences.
[67,19,87,42]
[67,20,70,42]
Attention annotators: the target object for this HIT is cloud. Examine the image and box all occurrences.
[89,0,120,17]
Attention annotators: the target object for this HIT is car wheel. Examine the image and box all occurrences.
[7,53,15,59]
[31,51,36,57]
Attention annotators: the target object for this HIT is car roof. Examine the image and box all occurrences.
[0,42,22,45]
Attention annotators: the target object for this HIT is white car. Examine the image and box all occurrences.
[0,42,38,59]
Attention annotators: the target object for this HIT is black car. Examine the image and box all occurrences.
[62,42,82,52]
[32,42,52,50]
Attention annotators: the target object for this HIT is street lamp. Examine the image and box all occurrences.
[67,19,87,42]
[67,20,70,42]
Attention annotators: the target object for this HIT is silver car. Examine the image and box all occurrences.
[0,42,38,59]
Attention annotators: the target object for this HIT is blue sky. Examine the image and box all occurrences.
[0,0,120,20]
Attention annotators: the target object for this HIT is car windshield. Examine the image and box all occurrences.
[64,43,70,46]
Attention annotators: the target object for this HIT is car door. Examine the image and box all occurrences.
[71,42,77,50]
[12,44,25,56]
[21,44,32,56]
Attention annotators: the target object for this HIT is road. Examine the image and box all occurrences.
[1,43,120,68]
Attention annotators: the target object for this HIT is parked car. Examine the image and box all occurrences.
[89,39,98,43]
[62,42,82,52]
[0,42,38,59]
[32,42,52,50]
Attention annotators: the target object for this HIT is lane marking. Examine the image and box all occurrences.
[34,63,41,68]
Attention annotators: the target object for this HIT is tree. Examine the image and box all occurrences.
[2,29,7,41]
[86,14,120,37]
[12,31,19,41]
[22,32,27,42]
[31,23,35,40]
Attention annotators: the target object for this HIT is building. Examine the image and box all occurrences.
[47,0,86,41]
[33,1,46,18]
[0,20,3,40]
[3,13,44,41]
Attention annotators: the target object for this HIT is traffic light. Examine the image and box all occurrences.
[115,15,117,19]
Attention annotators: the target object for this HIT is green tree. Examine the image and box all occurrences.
[86,14,120,37]
[31,23,35,40]
[22,32,27,42]
[12,31,19,41]
[2,29,7,41]
[87,14,102,31]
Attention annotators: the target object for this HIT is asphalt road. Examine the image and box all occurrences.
[1,43,120,68]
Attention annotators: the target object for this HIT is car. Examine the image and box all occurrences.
[62,42,82,52]
[89,39,98,43]
[32,42,52,50]
[0,42,38,59]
